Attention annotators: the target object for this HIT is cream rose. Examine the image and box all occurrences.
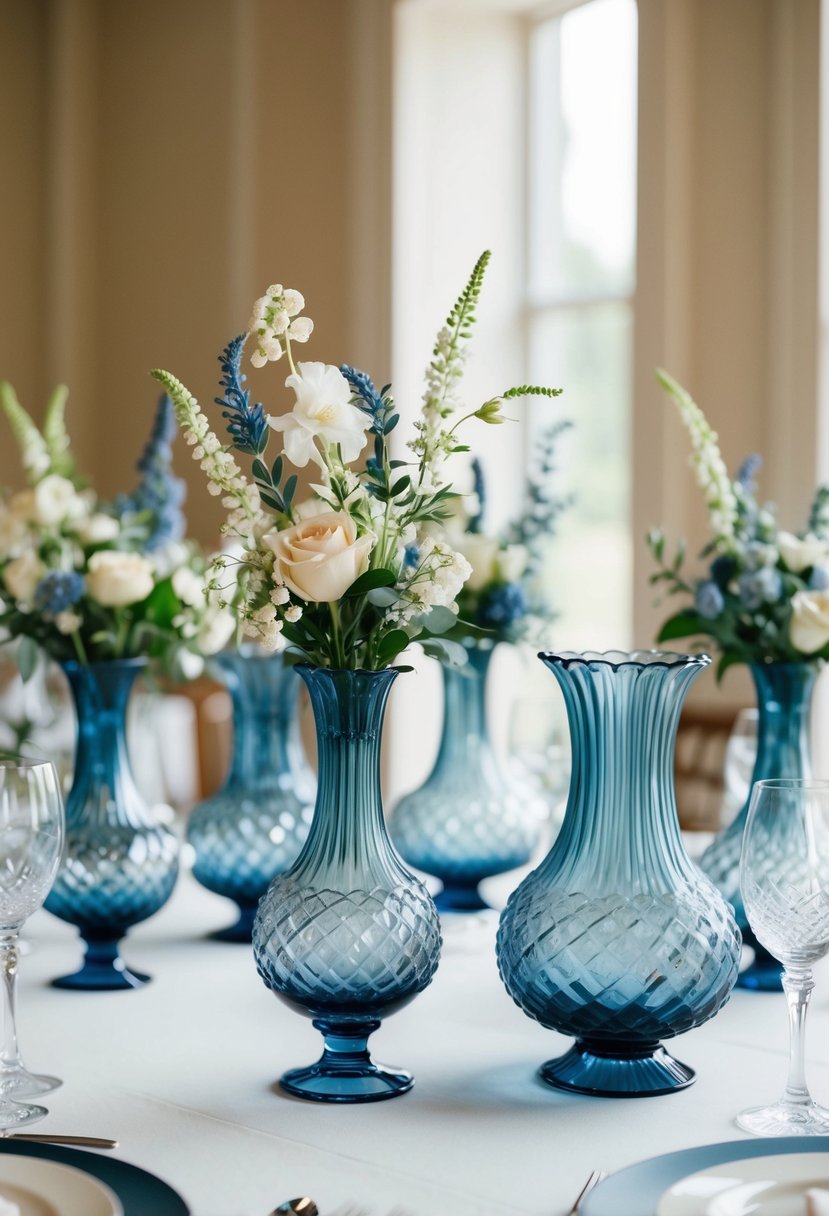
[263,511,373,603]
[76,513,120,545]
[86,551,155,607]
[4,551,45,603]
[779,531,828,574]
[790,589,829,654]
[452,533,500,592]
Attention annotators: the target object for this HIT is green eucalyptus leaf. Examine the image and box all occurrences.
[367,587,400,607]
[344,568,397,597]
[418,605,458,635]
[16,637,39,683]
[376,628,410,665]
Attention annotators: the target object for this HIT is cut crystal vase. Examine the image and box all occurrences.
[389,644,543,912]
[187,650,315,942]
[44,659,179,990]
[253,666,442,1104]
[497,651,741,1098]
[699,661,816,992]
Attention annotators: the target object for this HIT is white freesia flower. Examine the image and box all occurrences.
[282,289,305,317]
[76,513,121,545]
[197,609,236,655]
[790,589,829,653]
[263,511,373,603]
[86,551,155,607]
[287,317,313,343]
[779,531,828,574]
[4,551,45,603]
[172,566,205,607]
[269,362,369,469]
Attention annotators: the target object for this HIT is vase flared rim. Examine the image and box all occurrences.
[539,648,711,671]
[294,663,405,675]
[61,656,148,674]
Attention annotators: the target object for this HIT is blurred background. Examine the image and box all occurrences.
[0,0,824,815]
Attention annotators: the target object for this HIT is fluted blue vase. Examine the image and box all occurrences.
[187,651,315,942]
[699,661,816,992]
[390,644,543,912]
[497,651,741,1098]
[253,666,442,1104]
[45,659,179,990]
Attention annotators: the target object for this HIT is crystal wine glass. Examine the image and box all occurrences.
[0,759,64,1126]
[738,778,829,1135]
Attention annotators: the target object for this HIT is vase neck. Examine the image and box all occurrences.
[545,657,704,889]
[433,648,494,771]
[750,662,815,784]
[214,652,308,789]
[295,666,402,885]
[62,660,147,829]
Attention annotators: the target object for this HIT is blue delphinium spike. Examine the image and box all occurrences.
[216,334,269,455]
[735,454,762,492]
[468,458,486,534]
[340,365,387,434]
[34,571,85,616]
[115,394,187,550]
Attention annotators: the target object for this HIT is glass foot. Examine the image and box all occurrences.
[737,1099,829,1136]
[279,1019,414,1104]
[209,904,256,944]
[539,1040,695,1098]
[52,935,150,991]
[434,883,491,913]
[0,1098,47,1131]
[0,1067,61,1097]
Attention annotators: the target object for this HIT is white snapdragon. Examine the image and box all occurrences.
[248,284,314,368]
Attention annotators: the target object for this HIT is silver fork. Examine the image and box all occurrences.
[567,1170,607,1214]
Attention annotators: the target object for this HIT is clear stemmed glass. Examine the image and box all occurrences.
[738,778,829,1135]
[0,759,64,1126]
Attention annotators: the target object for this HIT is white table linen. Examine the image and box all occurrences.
[20,864,829,1216]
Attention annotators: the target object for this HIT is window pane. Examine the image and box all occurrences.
[528,302,632,648]
[529,0,638,302]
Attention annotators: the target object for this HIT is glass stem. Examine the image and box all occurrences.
[782,968,814,1106]
[0,932,21,1074]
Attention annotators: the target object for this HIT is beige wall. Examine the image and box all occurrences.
[0,0,370,545]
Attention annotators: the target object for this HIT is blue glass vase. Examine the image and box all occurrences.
[497,651,741,1098]
[699,661,815,992]
[45,659,180,990]
[187,651,315,942]
[389,644,542,912]
[253,666,442,1104]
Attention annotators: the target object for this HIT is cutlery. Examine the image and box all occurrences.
[271,1202,318,1216]
[567,1169,607,1214]
[4,1133,119,1149]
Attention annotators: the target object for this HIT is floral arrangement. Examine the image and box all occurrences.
[152,251,560,670]
[445,425,570,644]
[0,383,201,674]
[648,369,829,676]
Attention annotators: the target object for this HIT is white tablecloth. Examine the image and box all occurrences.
[19,866,829,1216]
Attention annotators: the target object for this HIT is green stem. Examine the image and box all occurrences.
[284,333,298,377]
[329,600,346,668]
[71,628,88,665]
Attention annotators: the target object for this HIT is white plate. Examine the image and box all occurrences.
[657,1152,829,1215]
[0,1154,123,1216]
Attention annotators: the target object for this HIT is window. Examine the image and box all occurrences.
[525,0,638,650]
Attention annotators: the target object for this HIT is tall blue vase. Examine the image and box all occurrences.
[253,666,442,1104]
[389,645,543,912]
[187,651,315,942]
[699,661,815,992]
[497,651,741,1098]
[45,659,179,990]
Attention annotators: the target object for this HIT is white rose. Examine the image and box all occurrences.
[496,544,529,584]
[31,475,85,526]
[263,511,374,603]
[790,589,829,653]
[86,551,155,607]
[779,531,828,574]
[197,610,237,655]
[452,533,500,591]
[76,513,121,545]
[268,362,369,469]
[4,551,45,603]
[172,567,205,607]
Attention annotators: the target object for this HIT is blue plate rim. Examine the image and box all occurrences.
[0,1140,190,1216]
[582,1135,829,1216]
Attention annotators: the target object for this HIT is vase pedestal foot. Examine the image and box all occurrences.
[279,1019,414,1104]
[539,1040,696,1098]
[737,931,783,991]
[209,904,256,944]
[434,882,490,914]
[51,936,151,992]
